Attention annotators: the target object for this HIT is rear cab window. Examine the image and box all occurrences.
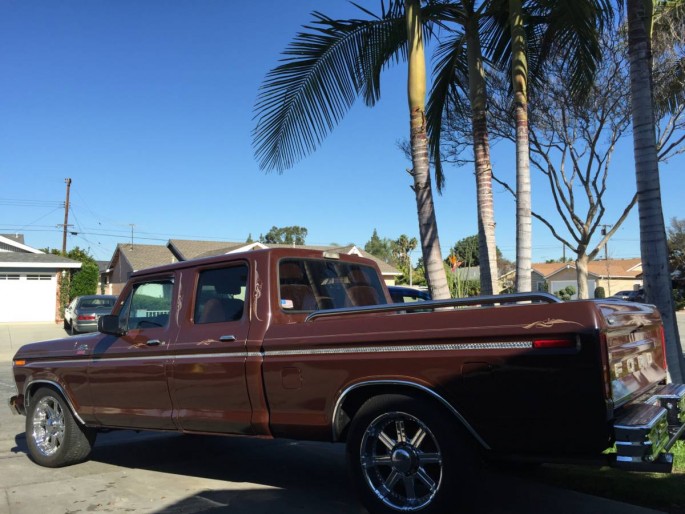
[278,258,387,312]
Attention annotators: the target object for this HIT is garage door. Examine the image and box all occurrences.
[0,273,57,322]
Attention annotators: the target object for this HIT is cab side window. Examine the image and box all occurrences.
[194,265,248,324]
[119,280,174,331]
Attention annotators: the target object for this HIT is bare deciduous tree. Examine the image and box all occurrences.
[488,33,632,298]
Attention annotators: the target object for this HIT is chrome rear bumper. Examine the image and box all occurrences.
[613,384,685,472]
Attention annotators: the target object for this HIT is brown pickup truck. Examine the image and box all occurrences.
[8,248,685,514]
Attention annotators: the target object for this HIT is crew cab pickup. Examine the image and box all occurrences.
[8,248,685,514]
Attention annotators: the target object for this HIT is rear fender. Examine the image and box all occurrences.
[332,379,490,450]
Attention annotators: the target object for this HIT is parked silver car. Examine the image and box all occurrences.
[64,295,117,334]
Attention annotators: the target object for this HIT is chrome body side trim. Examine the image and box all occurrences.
[21,341,531,367]
[23,379,87,426]
[332,380,491,450]
[267,342,532,357]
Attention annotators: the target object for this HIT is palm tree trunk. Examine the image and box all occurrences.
[465,13,499,296]
[627,0,684,382]
[509,0,532,293]
[406,0,450,300]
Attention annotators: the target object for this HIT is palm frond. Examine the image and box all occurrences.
[654,56,685,113]
[652,0,685,113]
[536,0,615,99]
[480,1,546,95]
[653,0,685,31]
[253,10,405,172]
[427,32,470,191]
[482,0,615,99]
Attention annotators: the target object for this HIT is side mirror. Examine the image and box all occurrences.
[98,314,125,336]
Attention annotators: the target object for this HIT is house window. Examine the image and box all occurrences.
[26,274,52,281]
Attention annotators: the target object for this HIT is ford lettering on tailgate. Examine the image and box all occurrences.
[609,327,667,405]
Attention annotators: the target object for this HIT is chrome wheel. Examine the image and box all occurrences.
[360,411,442,511]
[31,395,66,457]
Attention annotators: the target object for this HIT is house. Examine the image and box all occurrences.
[451,266,480,282]
[0,234,81,323]
[168,239,266,261]
[530,258,643,299]
[104,244,178,295]
[104,240,402,294]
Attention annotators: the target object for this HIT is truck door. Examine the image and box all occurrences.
[169,262,253,434]
[89,276,176,429]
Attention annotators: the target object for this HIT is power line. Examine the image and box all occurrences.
[0,198,64,208]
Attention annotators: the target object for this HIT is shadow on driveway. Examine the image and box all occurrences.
[10,429,663,514]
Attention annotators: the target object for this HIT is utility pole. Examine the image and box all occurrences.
[61,178,72,255]
[601,224,612,294]
[129,224,135,249]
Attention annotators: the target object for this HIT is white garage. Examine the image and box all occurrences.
[0,235,81,323]
[0,272,58,322]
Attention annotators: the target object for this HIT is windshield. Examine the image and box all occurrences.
[279,258,387,312]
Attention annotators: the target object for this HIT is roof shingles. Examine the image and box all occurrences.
[118,244,177,271]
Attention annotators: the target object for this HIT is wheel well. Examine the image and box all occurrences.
[333,382,488,449]
[26,381,61,406]
[24,380,86,425]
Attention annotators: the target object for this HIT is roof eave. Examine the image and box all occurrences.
[0,262,82,269]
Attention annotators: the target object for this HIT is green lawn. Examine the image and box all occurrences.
[533,441,685,513]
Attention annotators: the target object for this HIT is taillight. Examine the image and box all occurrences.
[660,326,668,370]
[77,314,96,321]
[533,338,577,349]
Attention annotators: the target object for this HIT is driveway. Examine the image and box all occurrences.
[0,321,675,513]
[0,322,68,361]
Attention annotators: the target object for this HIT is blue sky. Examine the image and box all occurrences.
[1,0,683,265]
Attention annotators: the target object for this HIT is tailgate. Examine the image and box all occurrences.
[598,300,667,407]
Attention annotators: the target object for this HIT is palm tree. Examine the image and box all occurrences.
[252,1,479,300]
[427,1,500,295]
[626,0,685,382]
[507,0,532,293]
[480,0,613,292]
[405,0,451,298]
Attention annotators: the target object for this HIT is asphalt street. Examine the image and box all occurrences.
[1,318,682,514]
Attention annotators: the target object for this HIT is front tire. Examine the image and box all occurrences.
[25,387,96,467]
[346,394,478,514]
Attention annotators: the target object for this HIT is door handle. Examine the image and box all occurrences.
[219,335,237,343]
[146,339,162,346]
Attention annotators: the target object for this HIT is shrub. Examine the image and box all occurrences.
[555,285,577,301]
[594,287,606,299]
[69,261,99,299]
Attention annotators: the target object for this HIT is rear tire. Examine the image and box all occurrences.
[346,394,479,514]
[25,387,96,467]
